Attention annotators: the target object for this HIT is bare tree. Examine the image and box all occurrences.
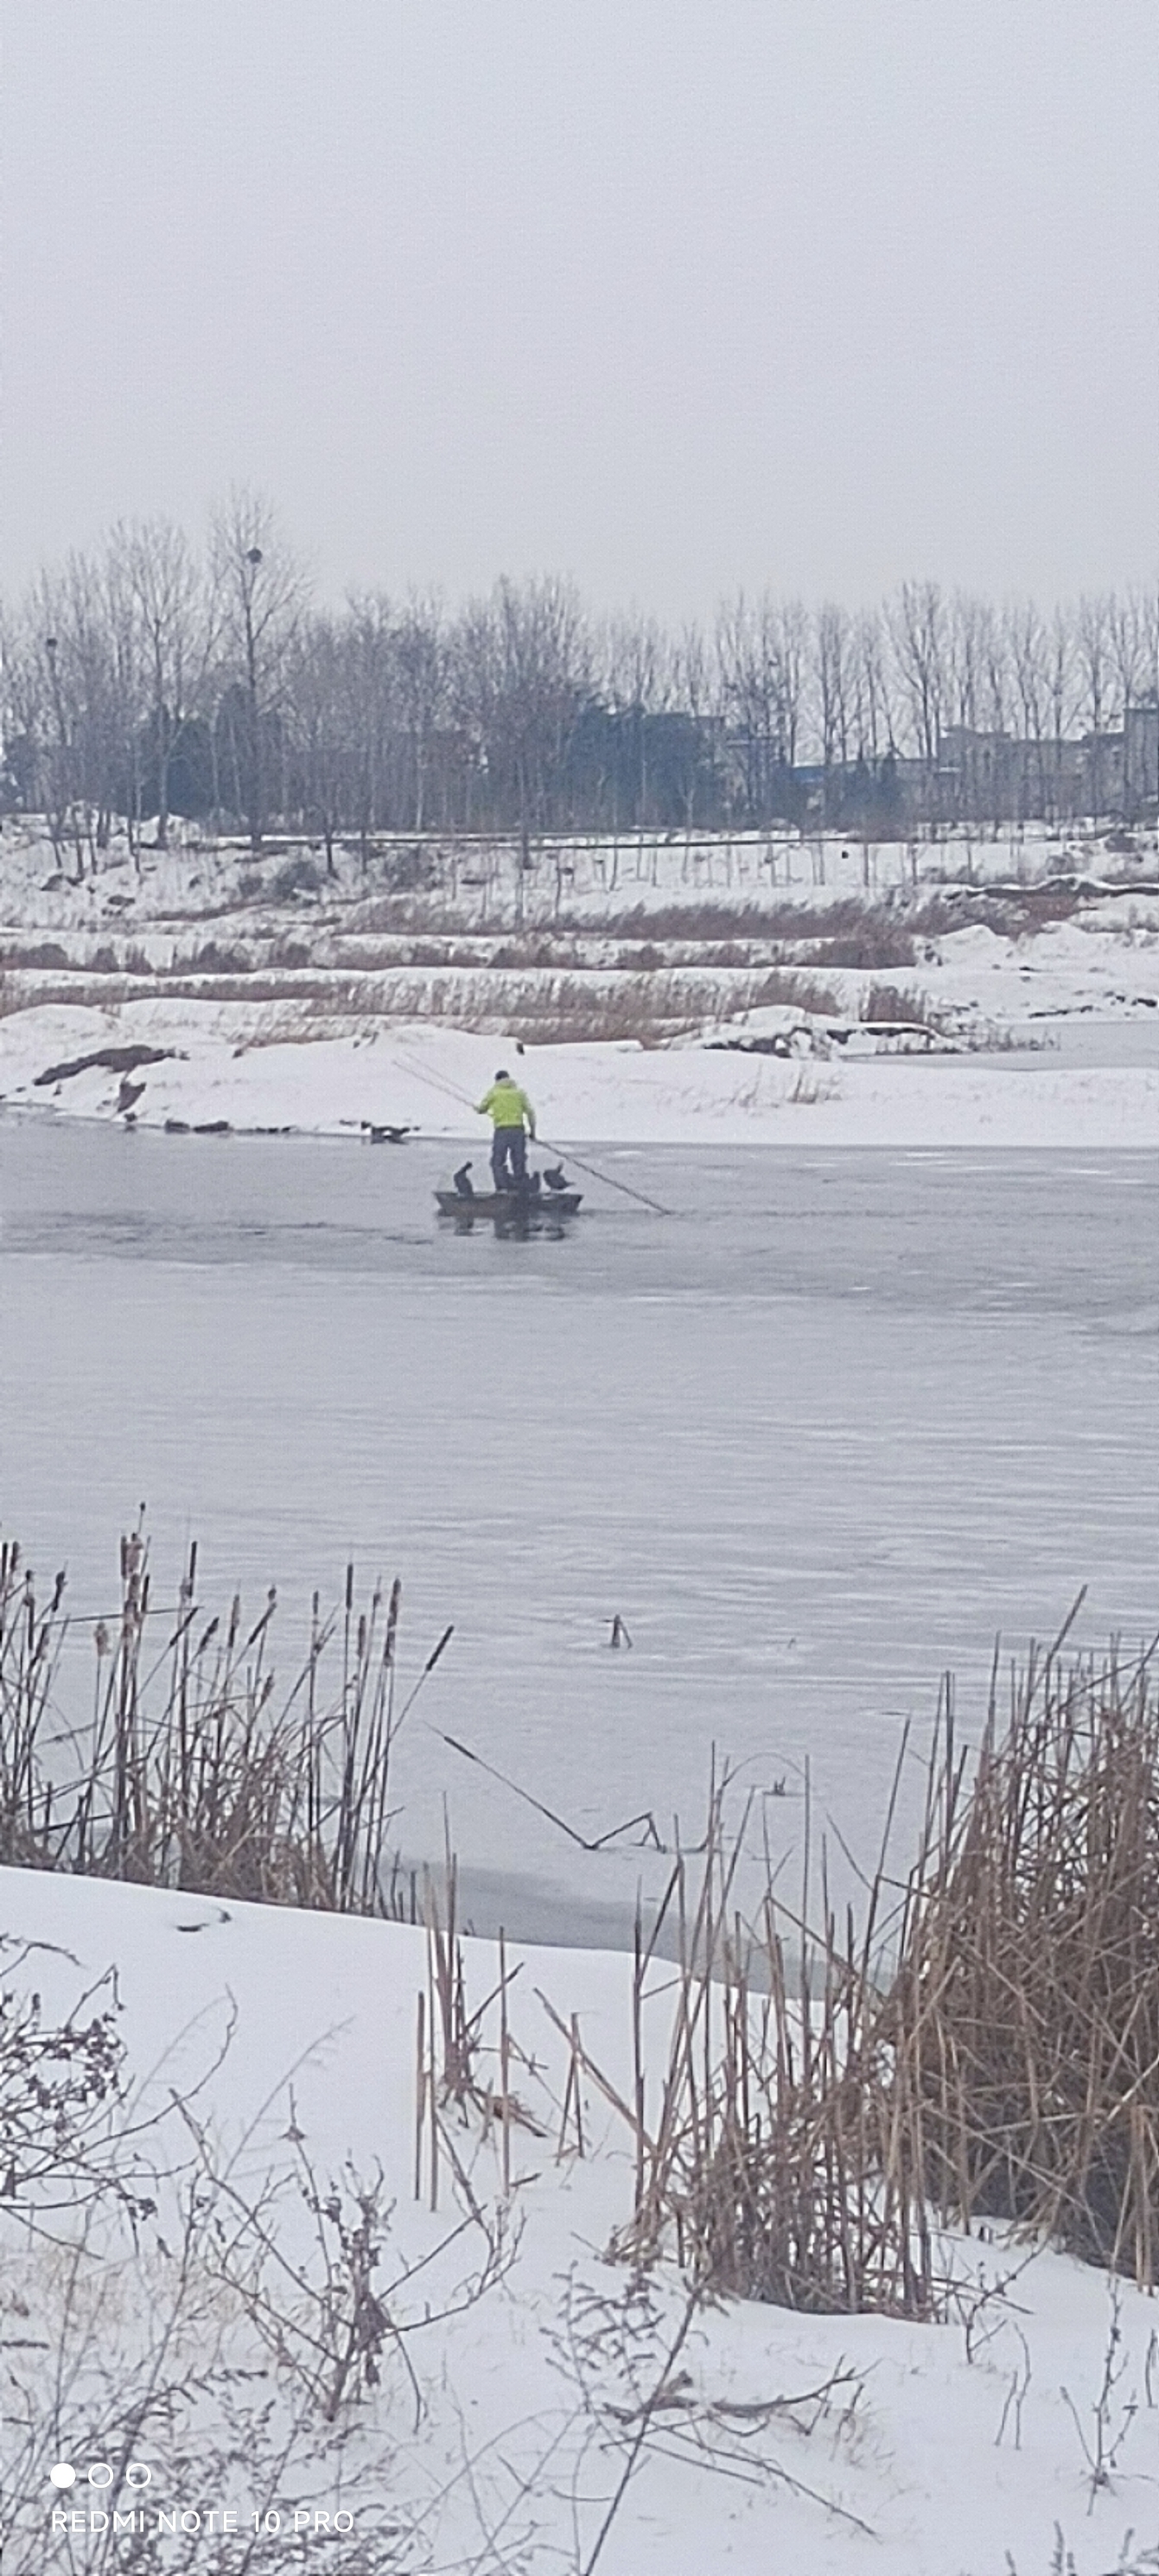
[393,595,449,832]
[946,592,982,741]
[769,597,808,772]
[1109,589,1149,719]
[118,518,213,852]
[0,601,55,836]
[716,594,793,818]
[1007,599,1051,821]
[3,510,1157,849]
[814,602,852,815]
[886,580,946,775]
[671,620,717,832]
[29,555,122,875]
[286,613,349,872]
[1046,603,1079,818]
[1141,586,1159,703]
[211,489,308,852]
[850,607,894,766]
[978,599,1013,826]
[1075,592,1114,817]
[454,576,590,902]
[606,612,669,827]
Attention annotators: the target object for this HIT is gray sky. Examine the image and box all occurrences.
[3,0,1156,618]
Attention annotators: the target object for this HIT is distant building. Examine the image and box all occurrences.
[934,724,1129,825]
[1124,700,1159,811]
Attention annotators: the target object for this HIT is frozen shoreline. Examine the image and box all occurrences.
[3,998,1159,1151]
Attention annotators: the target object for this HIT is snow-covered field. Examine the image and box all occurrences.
[3,999,1159,1151]
[6,1861,1159,2576]
[1,822,1157,1150]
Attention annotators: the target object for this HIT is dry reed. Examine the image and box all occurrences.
[0,1529,449,1914]
[570,1767,937,2319]
[581,1632,1159,2319]
[884,1633,1159,2279]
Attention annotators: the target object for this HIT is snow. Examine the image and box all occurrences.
[0,817,1152,938]
[1,824,1156,1151]
[2,1002,1158,1152]
[4,1860,1159,2574]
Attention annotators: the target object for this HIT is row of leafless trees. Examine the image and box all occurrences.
[3,491,1157,862]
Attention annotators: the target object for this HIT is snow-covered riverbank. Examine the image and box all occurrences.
[3,997,1158,1149]
[2,824,1156,1148]
[6,1860,1159,2576]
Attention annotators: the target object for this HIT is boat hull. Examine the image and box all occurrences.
[435,1190,583,1219]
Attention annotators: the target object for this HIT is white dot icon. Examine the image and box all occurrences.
[49,2465,77,2489]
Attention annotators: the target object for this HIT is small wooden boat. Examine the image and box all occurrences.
[435,1188,583,1219]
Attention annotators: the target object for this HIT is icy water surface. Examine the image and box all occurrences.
[1,1118,1156,1942]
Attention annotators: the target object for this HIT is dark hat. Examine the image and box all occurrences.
[494,1067,510,1079]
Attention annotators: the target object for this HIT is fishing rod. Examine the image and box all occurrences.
[532,1136,671,1218]
[393,1042,672,1216]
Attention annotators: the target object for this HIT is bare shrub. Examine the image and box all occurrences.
[0,1943,135,2220]
[1,2225,414,2573]
[749,969,840,1015]
[506,976,697,1045]
[801,919,918,969]
[168,940,257,976]
[859,983,946,1028]
[500,966,839,1043]
[488,935,568,970]
[270,855,322,900]
[566,898,860,943]
[0,940,70,970]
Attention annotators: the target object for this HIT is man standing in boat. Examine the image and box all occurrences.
[474,1068,537,1192]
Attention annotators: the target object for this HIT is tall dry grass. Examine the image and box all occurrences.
[587,1770,937,2319]
[0,1530,449,1913]
[884,1630,1159,2278]
[570,1630,1159,2318]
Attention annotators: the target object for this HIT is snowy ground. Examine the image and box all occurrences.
[6,1861,1159,2576]
[2,1000,1159,1150]
[1,816,1155,933]
[1,822,1157,1150]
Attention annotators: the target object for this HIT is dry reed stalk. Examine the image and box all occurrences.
[557,1782,934,2318]
[0,1530,445,1918]
[499,1928,512,2197]
[881,1634,1159,2280]
[583,1641,1159,2319]
[413,1990,426,2204]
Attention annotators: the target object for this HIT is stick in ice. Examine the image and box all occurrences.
[429,1725,663,1851]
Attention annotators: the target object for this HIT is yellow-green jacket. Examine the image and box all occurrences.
[475,1079,536,1135]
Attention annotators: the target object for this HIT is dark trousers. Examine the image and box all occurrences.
[491,1128,528,1190]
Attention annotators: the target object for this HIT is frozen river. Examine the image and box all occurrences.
[1,1116,1156,1943]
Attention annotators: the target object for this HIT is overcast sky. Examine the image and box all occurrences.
[2,0,1156,619]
